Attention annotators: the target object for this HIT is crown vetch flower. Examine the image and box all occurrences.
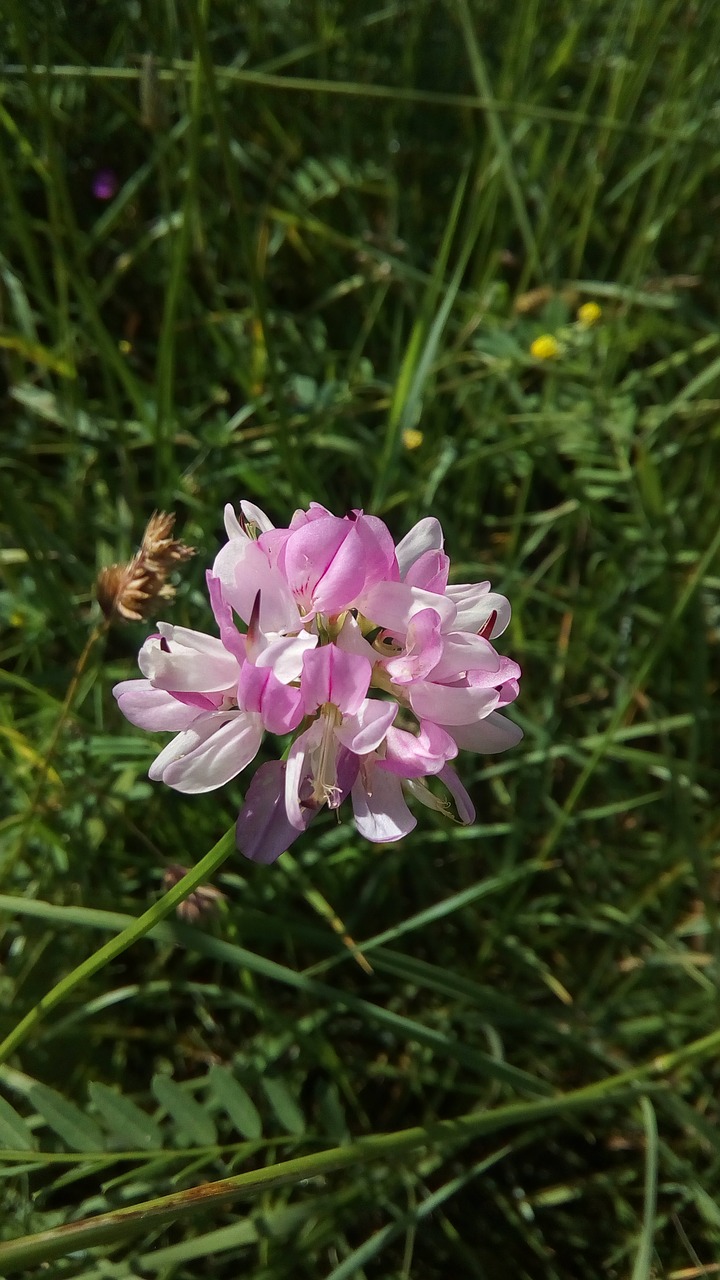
[113,501,523,862]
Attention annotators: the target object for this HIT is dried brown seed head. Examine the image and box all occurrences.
[162,863,226,925]
[97,512,194,623]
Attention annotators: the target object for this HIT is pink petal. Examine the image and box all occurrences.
[464,655,521,689]
[496,677,520,707]
[288,502,333,528]
[166,689,223,711]
[438,764,475,824]
[113,679,201,731]
[427,632,501,683]
[384,608,444,684]
[213,537,299,632]
[206,572,247,664]
[238,662,304,734]
[335,699,398,754]
[445,710,523,754]
[281,517,368,614]
[359,581,457,635]
[149,711,263,793]
[236,761,312,864]
[351,512,398,585]
[351,766,416,842]
[395,517,444,577]
[380,720,458,777]
[407,680,499,725]
[301,643,371,715]
[404,550,450,593]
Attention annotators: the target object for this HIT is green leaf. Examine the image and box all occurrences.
[27,1083,104,1152]
[630,1097,659,1280]
[208,1065,262,1140]
[315,1081,349,1145]
[0,1093,35,1151]
[151,1075,216,1147]
[261,1078,305,1137]
[88,1082,163,1151]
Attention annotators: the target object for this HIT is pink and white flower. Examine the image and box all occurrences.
[113,501,523,861]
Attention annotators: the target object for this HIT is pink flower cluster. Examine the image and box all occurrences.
[113,502,522,863]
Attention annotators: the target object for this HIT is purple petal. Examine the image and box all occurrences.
[237,761,313,863]
[92,168,118,200]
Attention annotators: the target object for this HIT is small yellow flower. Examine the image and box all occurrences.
[402,428,424,450]
[577,301,602,328]
[118,339,133,355]
[530,334,560,361]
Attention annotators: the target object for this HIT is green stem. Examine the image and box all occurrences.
[4,1015,720,1271]
[0,1074,645,1272]
[0,826,236,1066]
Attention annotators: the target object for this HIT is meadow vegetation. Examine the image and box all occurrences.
[1,1,720,1275]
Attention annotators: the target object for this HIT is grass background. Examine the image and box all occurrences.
[1,0,720,1275]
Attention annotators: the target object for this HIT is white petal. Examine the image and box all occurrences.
[445,711,523,754]
[285,722,321,830]
[254,631,318,682]
[139,631,238,693]
[150,711,263,793]
[224,503,247,539]
[395,517,444,577]
[334,612,378,664]
[351,768,416,842]
[445,585,511,637]
[239,500,274,532]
